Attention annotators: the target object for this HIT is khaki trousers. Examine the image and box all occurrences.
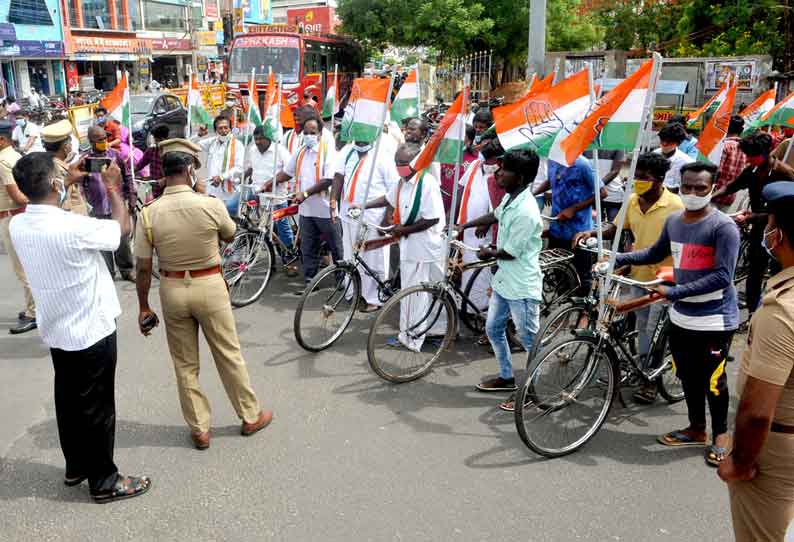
[0,214,35,318]
[729,431,794,542]
[159,272,260,433]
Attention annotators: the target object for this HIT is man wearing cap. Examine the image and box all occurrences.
[0,119,36,333]
[720,181,794,541]
[42,119,87,216]
[134,138,272,450]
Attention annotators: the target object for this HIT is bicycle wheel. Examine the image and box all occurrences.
[223,232,275,308]
[654,323,685,403]
[734,236,750,284]
[515,335,618,458]
[541,263,580,316]
[367,284,456,383]
[293,263,360,352]
[527,301,593,364]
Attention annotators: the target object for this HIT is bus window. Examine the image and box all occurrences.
[304,51,323,75]
[229,35,301,83]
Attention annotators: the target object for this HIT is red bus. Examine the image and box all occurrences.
[227,29,364,110]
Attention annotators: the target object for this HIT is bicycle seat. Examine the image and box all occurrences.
[656,266,675,285]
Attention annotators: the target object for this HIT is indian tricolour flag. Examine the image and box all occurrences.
[688,82,729,127]
[340,78,391,143]
[247,72,263,131]
[761,89,794,128]
[100,72,130,127]
[549,59,654,167]
[531,72,555,93]
[322,67,338,119]
[696,84,737,164]
[495,69,591,157]
[411,87,467,171]
[391,68,418,126]
[188,73,210,130]
[740,88,776,128]
[263,72,281,140]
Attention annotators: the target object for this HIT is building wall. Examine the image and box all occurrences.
[271,0,333,24]
[0,0,64,41]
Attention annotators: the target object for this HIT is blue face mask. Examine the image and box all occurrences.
[762,227,780,261]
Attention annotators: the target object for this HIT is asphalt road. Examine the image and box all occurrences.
[0,253,789,542]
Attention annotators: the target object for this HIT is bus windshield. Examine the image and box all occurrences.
[229,35,301,83]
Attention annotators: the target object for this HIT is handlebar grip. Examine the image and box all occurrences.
[610,292,663,313]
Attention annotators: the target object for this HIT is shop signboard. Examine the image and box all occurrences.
[65,62,80,91]
[705,60,756,91]
[286,7,337,34]
[197,31,217,47]
[147,38,191,51]
[205,0,218,18]
[0,40,62,57]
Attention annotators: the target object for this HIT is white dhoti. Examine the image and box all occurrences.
[342,211,389,307]
[398,259,448,352]
[460,228,491,313]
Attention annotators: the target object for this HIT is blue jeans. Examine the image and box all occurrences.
[485,290,540,380]
[272,202,295,256]
[225,193,240,216]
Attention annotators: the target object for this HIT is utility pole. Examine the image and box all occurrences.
[527,0,547,80]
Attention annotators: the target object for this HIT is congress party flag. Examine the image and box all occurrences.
[262,71,282,140]
[740,88,776,127]
[100,72,130,128]
[548,59,654,167]
[391,68,419,126]
[411,87,467,171]
[495,69,591,157]
[532,72,555,93]
[340,78,392,143]
[761,89,794,128]
[696,84,738,164]
[188,73,211,133]
[688,82,729,127]
[322,66,338,119]
[247,71,263,130]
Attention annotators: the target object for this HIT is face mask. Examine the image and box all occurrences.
[95,117,106,126]
[762,227,781,261]
[680,189,713,211]
[353,143,372,153]
[217,133,230,143]
[94,141,108,152]
[473,134,483,145]
[225,100,236,108]
[482,163,499,176]
[16,119,25,127]
[396,165,413,179]
[304,134,319,149]
[633,179,654,195]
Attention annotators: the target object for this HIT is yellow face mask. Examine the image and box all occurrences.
[633,179,654,195]
[94,141,108,152]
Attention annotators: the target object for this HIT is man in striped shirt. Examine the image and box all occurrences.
[9,152,150,503]
[615,162,740,467]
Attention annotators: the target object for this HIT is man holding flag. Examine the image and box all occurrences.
[193,116,245,216]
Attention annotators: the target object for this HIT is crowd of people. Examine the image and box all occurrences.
[3,88,794,540]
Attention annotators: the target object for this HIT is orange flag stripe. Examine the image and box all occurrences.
[350,78,391,103]
[697,84,737,161]
[740,88,776,119]
[411,90,466,172]
[688,82,727,122]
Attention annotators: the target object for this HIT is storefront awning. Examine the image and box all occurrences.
[0,24,16,42]
[71,53,141,61]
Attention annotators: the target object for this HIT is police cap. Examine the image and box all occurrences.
[762,181,794,214]
[159,138,202,169]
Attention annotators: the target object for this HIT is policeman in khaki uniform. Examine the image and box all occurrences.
[0,119,36,334]
[133,138,272,450]
[720,181,794,541]
[41,119,88,216]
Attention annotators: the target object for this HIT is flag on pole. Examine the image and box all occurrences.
[532,72,555,93]
[688,82,729,127]
[99,72,131,127]
[340,78,391,142]
[247,73,263,130]
[188,74,211,128]
[695,84,738,164]
[390,68,419,126]
[322,67,338,119]
[263,72,281,140]
[411,88,468,171]
[548,59,654,167]
[495,69,591,157]
[760,89,794,128]
[740,88,777,127]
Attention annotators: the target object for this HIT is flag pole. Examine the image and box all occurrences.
[186,65,192,139]
[269,75,283,240]
[355,75,397,245]
[587,63,604,262]
[416,61,422,115]
[604,53,663,294]
[444,72,470,275]
[125,71,136,191]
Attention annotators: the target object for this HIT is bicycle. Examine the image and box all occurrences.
[513,264,684,458]
[221,188,300,308]
[293,209,402,352]
[366,235,576,384]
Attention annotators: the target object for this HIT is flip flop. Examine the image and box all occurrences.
[705,445,728,467]
[657,430,707,447]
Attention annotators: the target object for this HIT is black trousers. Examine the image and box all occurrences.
[548,234,592,294]
[668,323,733,437]
[96,215,133,276]
[300,216,344,285]
[51,331,119,492]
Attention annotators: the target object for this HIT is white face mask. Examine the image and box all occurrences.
[482,163,499,176]
[52,179,67,206]
[353,143,372,153]
[304,134,319,149]
[217,133,230,143]
[680,189,713,211]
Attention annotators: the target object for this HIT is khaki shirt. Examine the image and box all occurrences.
[772,138,794,170]
[738,266,794,425]
[0,145,22,212]
[134,185,236,271]
[53,157,88,216]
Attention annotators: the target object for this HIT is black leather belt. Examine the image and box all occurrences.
[771,422,794,434]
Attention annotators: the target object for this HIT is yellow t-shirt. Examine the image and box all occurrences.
[615,188,684,282]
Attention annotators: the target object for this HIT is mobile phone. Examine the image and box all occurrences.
[86,157,111,173]
[141,313,158,333]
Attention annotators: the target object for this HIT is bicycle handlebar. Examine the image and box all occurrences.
[341,212,395,234]
[541,215,557,222]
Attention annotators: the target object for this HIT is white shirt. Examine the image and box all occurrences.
[13,122,44,153]
[284,141,336,218]
[334,144,394,225]
[655,147,695,190]
[197,136,245,200]
[245,142,290,194]
[283,127,334,156]
[458,160,494,224]
[386,171,446,263]
[9,205,121,351]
